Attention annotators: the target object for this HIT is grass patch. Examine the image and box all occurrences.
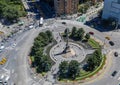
[76,55,106,80]
[46,40,57,64]
[30,56,34,62]
[41,72,47,76]
[88,38,100,49]
[80,69,91,77]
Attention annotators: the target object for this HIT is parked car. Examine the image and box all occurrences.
[109,41,114,46]
[112,71,118,77]
[114,52,118,57]
[89,32,94,35]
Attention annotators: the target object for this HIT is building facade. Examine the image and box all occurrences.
[54,0,79,16]
[102,0,120,24]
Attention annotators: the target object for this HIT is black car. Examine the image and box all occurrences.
[114,52,118,57]
[62,22,66,25]
[112,71,117,77]
[109,41,114,46]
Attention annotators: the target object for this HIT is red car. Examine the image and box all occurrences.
[89,32,94,35]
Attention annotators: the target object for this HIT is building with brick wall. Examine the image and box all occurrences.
[54,0,79,16]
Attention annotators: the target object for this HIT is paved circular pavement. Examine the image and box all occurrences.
[50,41,86,63]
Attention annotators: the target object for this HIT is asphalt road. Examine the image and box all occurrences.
[0,25,48,85]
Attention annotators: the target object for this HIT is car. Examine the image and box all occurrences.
[3,82,7,85]
[105,36,110,40]
[0,46,4,50]
[12,43,16,48]
[114,52,118,57]
[0,49,2,53]
[89,32,94,35]
[2,58,7,62]
[5,76,9,81]
[0,80,2,85]
[0,75,4,79]
[109,41,114,46]
[0,61,2,65]
[112,71,118,77]
[62,21,66,24]
[29,25,34,29]
[0,58,7,65]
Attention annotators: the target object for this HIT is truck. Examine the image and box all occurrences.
[39,17,43,26]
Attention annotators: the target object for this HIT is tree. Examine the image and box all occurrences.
[41,55,52,72]
[78,4,89,14]
[76,28,85,40]
[46,30,53,42]
[70,27,77,38]
[87,55,96,71]
[36,55,52,73]
[87,49,102,71]
[0,1,6,17]
[34,55,41,66]
[64,28,69,37]
[59,61,69,78]
[3,5,19,21]
[68,60,80,80]
[39,32,49,45]
[85,33,90,40]
[30,31,53,73]
[34,48,43,66]
[93,49,102,66]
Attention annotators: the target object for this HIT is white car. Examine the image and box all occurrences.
[0,46,5,50]
[0,75,4,79]
[5,76,10,81]
[12,43,16,48]
[29,25,34,29]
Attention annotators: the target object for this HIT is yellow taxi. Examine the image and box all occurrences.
[105,36,110,40]
[0,58,7,65]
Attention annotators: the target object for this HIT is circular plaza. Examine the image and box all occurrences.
[50,41,86,63]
